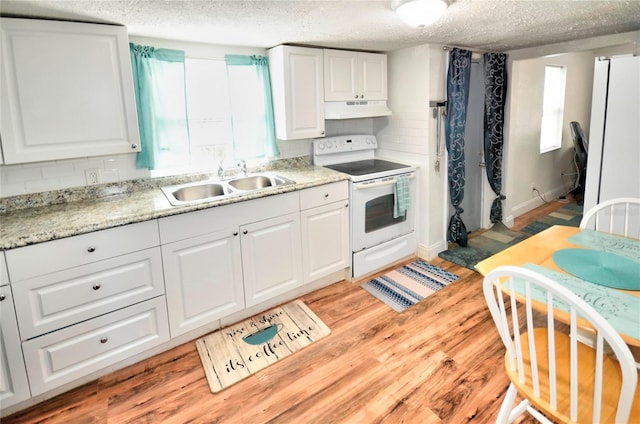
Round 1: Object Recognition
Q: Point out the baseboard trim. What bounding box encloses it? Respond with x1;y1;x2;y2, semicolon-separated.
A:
511;185;567;220
417;241;446;260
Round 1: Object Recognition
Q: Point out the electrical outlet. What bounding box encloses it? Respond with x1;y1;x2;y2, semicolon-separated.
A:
85;168;101;185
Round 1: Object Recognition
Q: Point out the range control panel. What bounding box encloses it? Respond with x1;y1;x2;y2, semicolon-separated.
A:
313;135;377;156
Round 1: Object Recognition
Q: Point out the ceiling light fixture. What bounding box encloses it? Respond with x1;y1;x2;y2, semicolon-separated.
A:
395;0;449;28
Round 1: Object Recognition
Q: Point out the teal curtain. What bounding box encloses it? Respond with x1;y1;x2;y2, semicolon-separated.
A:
129;43;187;170
224;54;280;158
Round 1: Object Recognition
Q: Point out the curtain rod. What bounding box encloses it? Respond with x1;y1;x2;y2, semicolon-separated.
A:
442;45;486;54
443;45;483;62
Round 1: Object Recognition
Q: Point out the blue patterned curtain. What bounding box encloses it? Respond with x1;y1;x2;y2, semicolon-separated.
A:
483;53;508;223
445;48;472;247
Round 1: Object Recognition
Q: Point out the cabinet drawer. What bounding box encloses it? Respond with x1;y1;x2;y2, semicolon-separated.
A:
22;296;169;396
6;220;160;282
299;182;348;210
13;248;165;340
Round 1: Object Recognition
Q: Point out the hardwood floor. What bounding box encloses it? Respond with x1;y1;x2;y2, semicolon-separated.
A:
4;198;575;423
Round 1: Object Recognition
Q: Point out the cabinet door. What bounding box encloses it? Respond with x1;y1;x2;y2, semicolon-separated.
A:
0;18;140;164
323;49;358;101
301;201;350;283
241;212;303;307
0;285;31;408
359;52;387;100
268;45;325;140
162;230;244;337
324;50;387;101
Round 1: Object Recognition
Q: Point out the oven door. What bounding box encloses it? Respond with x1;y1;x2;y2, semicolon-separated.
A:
350;171;416;252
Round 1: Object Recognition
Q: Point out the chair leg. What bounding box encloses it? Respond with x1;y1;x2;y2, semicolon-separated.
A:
496;383;519;423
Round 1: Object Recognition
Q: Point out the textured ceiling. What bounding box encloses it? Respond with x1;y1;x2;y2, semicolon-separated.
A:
2;0;640;52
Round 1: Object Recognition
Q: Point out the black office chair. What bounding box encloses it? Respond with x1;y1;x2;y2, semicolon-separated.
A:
570;121;588;204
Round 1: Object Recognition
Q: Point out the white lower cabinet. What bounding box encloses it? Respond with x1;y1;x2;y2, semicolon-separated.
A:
301;201;350;283
22;296;169;396
0;285;31;409
241;212;303;307
3;183;351;412
4;220;168;403
162;229;244;337
299;181;350;283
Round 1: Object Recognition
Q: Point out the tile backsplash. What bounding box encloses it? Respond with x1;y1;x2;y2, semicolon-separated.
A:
0;119;374;198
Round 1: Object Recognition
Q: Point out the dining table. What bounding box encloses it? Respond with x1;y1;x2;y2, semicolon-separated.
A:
475;225;640;348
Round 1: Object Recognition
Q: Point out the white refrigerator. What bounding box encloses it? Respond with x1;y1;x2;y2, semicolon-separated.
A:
584;55;640;212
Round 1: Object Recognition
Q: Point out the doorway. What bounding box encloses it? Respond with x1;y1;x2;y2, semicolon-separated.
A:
448;61;485;234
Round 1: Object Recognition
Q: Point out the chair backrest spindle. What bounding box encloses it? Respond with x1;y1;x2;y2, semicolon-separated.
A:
483;266;638;423
581;197;640;239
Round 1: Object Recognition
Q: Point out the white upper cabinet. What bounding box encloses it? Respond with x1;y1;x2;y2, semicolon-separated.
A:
323;49;387;101
268;45;325;140
0;18;140;164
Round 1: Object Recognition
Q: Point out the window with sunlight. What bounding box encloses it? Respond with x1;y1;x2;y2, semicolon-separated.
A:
152;57;271;175
539;64;567;153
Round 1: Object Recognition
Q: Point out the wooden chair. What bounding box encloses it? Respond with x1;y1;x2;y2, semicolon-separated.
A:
580;197;640;239
483;266;639;423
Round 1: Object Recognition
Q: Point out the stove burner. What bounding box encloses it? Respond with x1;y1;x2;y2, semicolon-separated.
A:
323;159;409;177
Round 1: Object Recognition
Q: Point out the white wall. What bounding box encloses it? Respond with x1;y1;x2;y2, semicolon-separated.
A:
375;44;447;259
503;51;596;223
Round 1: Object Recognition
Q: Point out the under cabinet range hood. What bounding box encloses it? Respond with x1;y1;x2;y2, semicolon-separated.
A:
324;100;392;119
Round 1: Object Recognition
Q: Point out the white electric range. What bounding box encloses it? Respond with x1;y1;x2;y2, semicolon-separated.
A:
313;134;417;278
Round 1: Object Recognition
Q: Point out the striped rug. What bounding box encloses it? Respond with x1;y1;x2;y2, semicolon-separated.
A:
361;260;459;312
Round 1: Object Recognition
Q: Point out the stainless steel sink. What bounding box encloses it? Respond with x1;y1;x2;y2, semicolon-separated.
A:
161;173;295;206
227;174;294;191
161;182;233;205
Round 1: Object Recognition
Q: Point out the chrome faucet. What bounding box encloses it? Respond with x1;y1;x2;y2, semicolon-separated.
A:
218;159;247;180
217;160;225;180
238;159;247;177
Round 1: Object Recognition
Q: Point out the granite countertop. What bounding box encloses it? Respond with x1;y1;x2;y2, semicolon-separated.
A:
0;164;348;250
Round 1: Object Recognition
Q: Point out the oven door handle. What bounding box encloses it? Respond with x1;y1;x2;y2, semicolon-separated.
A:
353;174;415;190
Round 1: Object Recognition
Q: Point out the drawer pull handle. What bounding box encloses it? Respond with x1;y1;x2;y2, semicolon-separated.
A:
233;231;238;236
0;294;5;301
87;246;96;253
93;284;101;290
243;230;248;235
100;337;108;344
324;193;329;198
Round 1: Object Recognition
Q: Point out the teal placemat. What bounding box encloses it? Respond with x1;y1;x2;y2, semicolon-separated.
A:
568;229;640;263
523;264;640;342
552;248;640;290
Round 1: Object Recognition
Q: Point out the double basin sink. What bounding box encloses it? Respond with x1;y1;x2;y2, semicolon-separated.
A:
162;173;296;206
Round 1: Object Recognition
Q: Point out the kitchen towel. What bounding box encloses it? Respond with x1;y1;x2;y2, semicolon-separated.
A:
394;174;410;218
